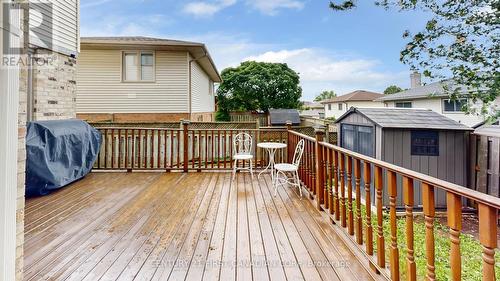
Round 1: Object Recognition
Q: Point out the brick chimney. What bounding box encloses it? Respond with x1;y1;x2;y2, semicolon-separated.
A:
410;72;422;88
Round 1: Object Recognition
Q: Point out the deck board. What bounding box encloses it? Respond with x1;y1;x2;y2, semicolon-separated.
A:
24;172;377;281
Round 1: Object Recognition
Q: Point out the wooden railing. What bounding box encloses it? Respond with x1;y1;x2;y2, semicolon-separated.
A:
289;129;500;281
93;122;288;171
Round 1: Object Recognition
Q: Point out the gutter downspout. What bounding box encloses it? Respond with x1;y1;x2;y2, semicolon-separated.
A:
188;52;208;121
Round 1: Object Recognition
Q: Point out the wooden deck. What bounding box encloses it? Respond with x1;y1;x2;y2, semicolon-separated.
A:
24;172;379;281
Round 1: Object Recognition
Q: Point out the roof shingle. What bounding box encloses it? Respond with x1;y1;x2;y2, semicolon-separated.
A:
336;107;472;130
321;90;383;104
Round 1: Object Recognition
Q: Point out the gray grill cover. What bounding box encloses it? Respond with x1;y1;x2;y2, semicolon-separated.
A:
26;119;102;196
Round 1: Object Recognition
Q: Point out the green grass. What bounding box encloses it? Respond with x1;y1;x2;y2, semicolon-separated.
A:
351;203;500;280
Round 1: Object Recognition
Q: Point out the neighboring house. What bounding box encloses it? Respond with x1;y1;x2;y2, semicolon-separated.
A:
321;90;384;119
300;101;325;118
1;1;80;280
377;73;500;127
76;37;222;123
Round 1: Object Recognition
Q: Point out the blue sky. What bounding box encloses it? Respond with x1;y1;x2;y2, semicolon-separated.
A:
80;0;430;101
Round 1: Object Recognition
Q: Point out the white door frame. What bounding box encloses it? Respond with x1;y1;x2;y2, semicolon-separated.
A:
0;1;21;280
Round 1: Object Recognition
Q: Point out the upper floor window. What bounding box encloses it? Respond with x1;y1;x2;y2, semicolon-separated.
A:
443;99;466;112
338;103;343;110
123;51;155;82
395;101;412;108
328;104;332;110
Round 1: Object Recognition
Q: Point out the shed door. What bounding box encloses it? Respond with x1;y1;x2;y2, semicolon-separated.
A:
341;124;374;157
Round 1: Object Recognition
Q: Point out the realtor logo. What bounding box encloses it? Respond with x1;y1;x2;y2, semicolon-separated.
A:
2;0;53;55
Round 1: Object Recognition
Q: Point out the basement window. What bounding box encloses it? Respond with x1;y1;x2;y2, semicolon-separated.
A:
123;51;155;82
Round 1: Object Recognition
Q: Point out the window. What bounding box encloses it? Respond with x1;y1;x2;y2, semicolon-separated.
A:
338;103;343;110
328;104;332;110
411;131;439;156
443;99;466;112
123;51;155;82
395;101;412;108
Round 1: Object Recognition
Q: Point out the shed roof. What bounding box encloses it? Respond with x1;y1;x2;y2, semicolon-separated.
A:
336;107;473;131
80;36;222;82
269;109;300;125
321;90;383;104
474;125;500;138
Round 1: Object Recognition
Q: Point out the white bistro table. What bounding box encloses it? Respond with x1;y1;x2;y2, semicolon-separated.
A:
257;142;287;181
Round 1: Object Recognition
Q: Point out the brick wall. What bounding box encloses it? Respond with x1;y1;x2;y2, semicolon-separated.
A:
16;55;27;281
32;49;77;120
15;49;77;280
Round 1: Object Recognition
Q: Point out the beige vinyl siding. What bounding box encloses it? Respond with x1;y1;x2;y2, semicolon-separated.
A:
29;0;79;56
191;60;214;113
76;49;189;113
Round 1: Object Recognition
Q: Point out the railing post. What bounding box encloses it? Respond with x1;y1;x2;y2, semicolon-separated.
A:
315;128;325;211
422;183;436;280
388;170;400;281
447;192;462;281
286;121;292;163
375;166;385;269
478;203;497;281
182;120;190;173
403;176;416;281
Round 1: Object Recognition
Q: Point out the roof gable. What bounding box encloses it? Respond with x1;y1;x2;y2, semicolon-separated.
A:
80;36;222;82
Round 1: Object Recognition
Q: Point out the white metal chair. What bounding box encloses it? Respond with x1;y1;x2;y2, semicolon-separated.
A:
274;139;305;197
232;132;254;181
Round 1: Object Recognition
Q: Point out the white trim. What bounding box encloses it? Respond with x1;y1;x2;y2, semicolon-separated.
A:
0;1;20;280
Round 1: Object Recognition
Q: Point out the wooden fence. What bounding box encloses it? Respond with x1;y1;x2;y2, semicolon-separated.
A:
289;129;500;281
93;123;288;171
229;112;268;126
469;131;500;197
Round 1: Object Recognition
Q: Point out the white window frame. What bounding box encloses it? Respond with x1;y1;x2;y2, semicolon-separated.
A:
442;98;467;113
121;51;156;83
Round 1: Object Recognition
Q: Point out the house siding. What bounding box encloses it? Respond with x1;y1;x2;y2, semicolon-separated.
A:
324;100;384;119
76;49;189;114
29;0;79;56
191;60;214;114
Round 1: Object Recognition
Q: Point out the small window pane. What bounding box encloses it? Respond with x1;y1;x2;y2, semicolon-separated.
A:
411;131;439;156
124;53;138;81
141;54;154;66
141;66;154;81
443;100;455;111
396;102;412;108
338;103;343;110
140;54;154;81
443;99;466;112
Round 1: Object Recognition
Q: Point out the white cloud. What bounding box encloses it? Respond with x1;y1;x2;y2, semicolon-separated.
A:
81;0;113;8
248;0;305;15
244;48;409;100
183;0;237;17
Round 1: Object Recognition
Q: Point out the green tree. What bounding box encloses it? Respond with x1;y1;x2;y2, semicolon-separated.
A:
384;85;403;95
314;90;337;102
329;0;499;119
216;61;302;120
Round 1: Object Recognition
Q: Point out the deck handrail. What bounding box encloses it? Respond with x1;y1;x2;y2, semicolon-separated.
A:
288;128;499;281
319;140;500;209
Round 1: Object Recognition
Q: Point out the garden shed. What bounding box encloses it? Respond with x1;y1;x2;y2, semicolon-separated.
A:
269;109;300;126
335;107;473;208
